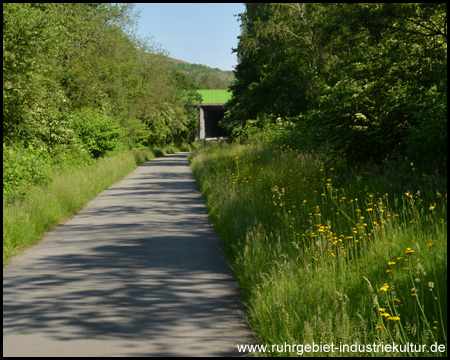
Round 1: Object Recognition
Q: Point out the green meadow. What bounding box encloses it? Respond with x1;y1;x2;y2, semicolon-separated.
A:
190;142;447;356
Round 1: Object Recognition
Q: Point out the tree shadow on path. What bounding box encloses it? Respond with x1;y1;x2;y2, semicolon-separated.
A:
3;153;254;357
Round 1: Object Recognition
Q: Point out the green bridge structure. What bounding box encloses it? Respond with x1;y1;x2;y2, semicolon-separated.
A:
195;89;231;140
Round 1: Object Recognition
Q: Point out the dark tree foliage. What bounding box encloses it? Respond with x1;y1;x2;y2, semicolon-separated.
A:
223;3;447;171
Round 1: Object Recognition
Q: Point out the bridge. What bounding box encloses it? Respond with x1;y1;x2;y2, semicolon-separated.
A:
196;89;231;140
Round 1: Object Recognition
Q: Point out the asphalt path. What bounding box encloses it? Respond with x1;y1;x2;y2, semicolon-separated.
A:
3;152;254;357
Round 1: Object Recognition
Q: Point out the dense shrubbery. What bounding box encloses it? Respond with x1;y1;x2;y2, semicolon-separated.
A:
3;142;93;201
71;108;126;159
3;3;200;201
223;3;447;173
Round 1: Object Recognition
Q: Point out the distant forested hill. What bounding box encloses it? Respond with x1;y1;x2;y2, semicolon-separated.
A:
166;57;234;89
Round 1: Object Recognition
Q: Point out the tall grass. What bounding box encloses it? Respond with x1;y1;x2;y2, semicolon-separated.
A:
3;145;190;263
190;142;447;357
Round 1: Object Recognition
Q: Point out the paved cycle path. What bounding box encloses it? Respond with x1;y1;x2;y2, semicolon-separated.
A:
3;152;254;357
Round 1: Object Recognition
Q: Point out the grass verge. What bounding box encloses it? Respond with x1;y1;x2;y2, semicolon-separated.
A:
190;142;447;357
3;145;189;264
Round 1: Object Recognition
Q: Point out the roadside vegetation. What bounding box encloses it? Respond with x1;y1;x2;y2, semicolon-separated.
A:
3;145;191;264
3;4;199;262
191;3;446;357
191;142;446;356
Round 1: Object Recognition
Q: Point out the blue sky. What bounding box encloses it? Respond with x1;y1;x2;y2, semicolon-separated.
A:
134;3;245;71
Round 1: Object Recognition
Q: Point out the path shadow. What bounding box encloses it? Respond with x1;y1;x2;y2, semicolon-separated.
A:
3;153;253;357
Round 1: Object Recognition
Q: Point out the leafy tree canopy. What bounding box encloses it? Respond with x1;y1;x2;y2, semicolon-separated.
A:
3;3;200;198
223;3;447;171
3;3;199;151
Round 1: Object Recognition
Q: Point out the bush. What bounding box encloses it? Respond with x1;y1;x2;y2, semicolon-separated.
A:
144;103;194;147
233;114;324;153
71;108;126;159
3;141;93;202
3;143;53;200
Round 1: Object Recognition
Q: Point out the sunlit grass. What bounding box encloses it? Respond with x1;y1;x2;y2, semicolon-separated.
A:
190;142;447;357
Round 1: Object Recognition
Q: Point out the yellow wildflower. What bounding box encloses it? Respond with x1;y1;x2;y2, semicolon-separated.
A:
388;261;396;265
380;284;389;292
381;313;391;318
388;316;401;321
405;248;415;255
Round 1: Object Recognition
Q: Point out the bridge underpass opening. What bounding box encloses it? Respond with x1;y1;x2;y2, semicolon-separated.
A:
196;90;232;140
203;106;227;138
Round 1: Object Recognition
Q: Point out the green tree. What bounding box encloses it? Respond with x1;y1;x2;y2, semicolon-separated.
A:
222;3;320;134
3;3;68;145
225;3;447;170
3;3;201;200
313;3;447;166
